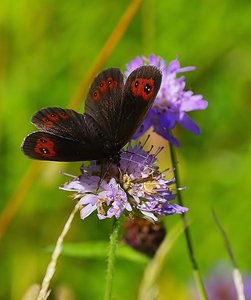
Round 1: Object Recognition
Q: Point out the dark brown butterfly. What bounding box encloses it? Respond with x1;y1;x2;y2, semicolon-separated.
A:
21;66;162;163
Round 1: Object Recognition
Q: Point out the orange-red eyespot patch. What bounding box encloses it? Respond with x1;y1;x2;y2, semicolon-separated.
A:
99;80;108;93
58;111;68;119
42;117;53;127
93;90;100;101
34;137;56;158
47;113;59;121
94;77;118;101
43;112;69;126
130;78;155;101
106;77;118;89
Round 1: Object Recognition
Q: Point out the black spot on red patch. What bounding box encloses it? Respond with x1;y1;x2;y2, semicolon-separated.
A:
93;90;100;101
42;117;53;127
58;112;68;119
99;80;108;93
130;78;155;101
34;137;56;158
47;113;59;121
106;77;118;89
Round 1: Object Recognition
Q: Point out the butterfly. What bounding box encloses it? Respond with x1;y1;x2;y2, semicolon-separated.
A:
21;66;162;163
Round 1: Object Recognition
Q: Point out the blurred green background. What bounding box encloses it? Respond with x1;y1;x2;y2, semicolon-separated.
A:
1;0;251;299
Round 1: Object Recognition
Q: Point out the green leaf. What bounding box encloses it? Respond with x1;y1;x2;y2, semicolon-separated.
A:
46;242;149;264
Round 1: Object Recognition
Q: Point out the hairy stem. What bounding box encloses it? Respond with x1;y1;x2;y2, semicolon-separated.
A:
104;218;121;300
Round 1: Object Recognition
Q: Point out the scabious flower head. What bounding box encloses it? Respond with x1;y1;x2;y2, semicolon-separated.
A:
60;143;187;222
125;54;208;146
123;216;166;257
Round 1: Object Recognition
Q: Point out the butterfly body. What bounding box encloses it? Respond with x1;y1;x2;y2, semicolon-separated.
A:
21;66;162;162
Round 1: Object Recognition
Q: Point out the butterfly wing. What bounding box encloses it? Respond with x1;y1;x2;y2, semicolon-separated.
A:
84;66;162;149
21;131;107;161
22;67;162;162
31;107;89;139
84;68;124;138
22;108;109;161
116;66;162;147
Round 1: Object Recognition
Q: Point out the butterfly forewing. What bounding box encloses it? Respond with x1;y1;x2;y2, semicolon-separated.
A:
84;68;124;137
116;66;162;147
31;107;89;140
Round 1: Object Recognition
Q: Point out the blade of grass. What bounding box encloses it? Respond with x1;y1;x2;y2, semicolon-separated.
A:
141;0;155;53
138;221;185;300
212;209;246;300
0;161;42;239
0;0;143;240
37;203;81;300
69;0;143;109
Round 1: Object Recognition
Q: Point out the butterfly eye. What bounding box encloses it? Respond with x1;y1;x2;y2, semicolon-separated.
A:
144;83;152;94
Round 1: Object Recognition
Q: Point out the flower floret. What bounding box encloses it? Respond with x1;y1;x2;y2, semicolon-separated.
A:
60;143;188;222
125;54;208;146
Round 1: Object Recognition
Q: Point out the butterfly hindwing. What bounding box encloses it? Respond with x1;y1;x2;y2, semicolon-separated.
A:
21;131;107;161
23;108;113;161
116;66;162;146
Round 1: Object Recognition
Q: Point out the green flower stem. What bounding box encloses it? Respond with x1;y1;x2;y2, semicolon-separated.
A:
168;140;208;300
104;218;121;300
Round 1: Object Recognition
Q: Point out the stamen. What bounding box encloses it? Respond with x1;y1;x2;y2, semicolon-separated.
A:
171;186;186;191
154;146;164;157
120;156;155;172
60;171;78;179
141;135;151;149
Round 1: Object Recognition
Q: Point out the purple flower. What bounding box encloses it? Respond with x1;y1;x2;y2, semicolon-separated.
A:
60;143;187;221
193;264;251;300
125;55;208;146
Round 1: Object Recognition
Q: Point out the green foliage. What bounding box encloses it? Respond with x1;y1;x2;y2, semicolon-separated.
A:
1;0;251;299
57;242;149;264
